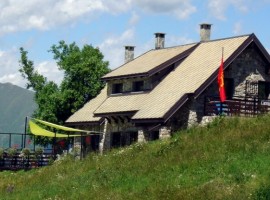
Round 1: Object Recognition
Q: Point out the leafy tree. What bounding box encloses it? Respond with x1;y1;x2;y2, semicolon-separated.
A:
19;41;110;145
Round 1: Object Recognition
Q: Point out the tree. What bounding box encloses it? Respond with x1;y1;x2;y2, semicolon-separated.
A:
19;41;110;145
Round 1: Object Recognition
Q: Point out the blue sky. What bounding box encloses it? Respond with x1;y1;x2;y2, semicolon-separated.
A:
0;0;270;88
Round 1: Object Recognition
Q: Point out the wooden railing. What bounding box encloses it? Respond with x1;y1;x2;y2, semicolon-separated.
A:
0;152;53;171
204;96;270;117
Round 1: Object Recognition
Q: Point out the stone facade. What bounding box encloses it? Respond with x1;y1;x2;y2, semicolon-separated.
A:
159;126;171;139
107;77;152;95
138;129;148;143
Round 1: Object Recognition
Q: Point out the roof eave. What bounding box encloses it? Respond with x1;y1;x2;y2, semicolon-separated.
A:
163;94;190;123
65;119;103;126
94;111;137;117
131;118;164;124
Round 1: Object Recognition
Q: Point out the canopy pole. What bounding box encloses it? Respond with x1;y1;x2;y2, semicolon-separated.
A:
54;129;56;160
24;116;28;149
80;133;83;160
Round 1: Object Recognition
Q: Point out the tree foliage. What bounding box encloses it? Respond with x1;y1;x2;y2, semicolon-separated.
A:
19;41;110;145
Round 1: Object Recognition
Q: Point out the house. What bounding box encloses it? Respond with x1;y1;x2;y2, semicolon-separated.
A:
66;24;270;153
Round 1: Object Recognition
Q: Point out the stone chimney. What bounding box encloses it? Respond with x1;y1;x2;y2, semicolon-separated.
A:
155;33;165;49
124;46;135;63
200;23;212;42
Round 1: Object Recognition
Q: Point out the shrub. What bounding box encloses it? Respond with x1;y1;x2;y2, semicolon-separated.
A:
35;147;44;158
7;147;17;157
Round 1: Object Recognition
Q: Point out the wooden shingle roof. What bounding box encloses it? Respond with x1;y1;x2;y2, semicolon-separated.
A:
133;35;250;121
66;34;270;124
65;86;107;124
102;43;197;80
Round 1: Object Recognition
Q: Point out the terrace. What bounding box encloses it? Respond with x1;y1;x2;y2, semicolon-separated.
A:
204;96;270;117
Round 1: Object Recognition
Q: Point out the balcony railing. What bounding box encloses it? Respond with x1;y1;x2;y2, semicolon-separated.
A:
204;96;270;117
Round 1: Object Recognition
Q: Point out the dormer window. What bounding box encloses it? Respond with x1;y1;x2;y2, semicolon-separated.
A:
133;81;144;92
112;83;123;94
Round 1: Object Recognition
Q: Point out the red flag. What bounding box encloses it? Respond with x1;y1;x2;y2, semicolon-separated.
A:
218;55;226;102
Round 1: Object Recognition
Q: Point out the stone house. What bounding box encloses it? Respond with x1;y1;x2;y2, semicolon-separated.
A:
66;24;270;152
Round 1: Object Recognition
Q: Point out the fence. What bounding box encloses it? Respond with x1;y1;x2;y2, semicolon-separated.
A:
0;132;74;171
205;96;270;117
0;152;52;171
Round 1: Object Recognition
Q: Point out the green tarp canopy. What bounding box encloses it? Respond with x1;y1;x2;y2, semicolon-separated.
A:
28;118;94;138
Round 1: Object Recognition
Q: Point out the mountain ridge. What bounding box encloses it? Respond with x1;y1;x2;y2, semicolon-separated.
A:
0;82;36;133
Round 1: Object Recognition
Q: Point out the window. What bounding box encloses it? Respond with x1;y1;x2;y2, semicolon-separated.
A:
224;78;234;99
112;83;123;94
258;81;270;99
132;81;144;92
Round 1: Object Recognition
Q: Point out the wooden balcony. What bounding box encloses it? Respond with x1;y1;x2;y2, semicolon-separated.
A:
204;96;270;117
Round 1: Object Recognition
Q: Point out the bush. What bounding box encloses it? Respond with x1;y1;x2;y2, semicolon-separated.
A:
7;148;17;157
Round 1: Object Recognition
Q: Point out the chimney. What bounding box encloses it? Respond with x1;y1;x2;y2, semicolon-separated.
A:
155;33;165;49
124;46;135;63
200;23;212;42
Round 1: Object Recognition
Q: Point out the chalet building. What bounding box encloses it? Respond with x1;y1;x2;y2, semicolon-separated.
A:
66;24;270;152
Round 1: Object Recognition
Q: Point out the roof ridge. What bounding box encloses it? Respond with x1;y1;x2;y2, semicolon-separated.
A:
151;42;199;51
199;33;252;44
151;34;252;50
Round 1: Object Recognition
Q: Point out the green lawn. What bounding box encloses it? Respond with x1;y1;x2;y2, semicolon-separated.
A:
1;115;270;199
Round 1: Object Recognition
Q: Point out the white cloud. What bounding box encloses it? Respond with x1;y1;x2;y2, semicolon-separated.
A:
0;48;26;87
134;0;196;19
0;73;26;87
208;0;249;20
0;0;198;36
0;0;129;35
129;12;140;26
36;61;63;86
99;28;135;69
0;48;63;87
233;22;243;35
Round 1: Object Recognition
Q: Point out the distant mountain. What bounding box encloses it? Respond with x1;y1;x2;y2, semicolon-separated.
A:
0;83;37;133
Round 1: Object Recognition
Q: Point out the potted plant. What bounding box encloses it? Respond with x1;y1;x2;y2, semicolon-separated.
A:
21;148;31;169
7;147;17;168
35;147;44;167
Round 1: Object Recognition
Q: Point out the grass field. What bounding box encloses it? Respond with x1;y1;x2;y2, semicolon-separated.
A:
1;115;270;199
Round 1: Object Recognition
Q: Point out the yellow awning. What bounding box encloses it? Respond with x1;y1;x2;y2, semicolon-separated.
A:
32;118;88;133
29;120;81;138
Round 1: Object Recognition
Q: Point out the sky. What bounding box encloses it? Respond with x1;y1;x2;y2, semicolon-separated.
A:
0;0;270;88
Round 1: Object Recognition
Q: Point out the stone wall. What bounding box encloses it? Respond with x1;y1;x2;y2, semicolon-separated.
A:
225;45;270;97
159;126;171;139
138;129;148;143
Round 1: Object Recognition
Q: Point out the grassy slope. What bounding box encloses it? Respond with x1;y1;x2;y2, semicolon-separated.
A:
1;116;270;199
